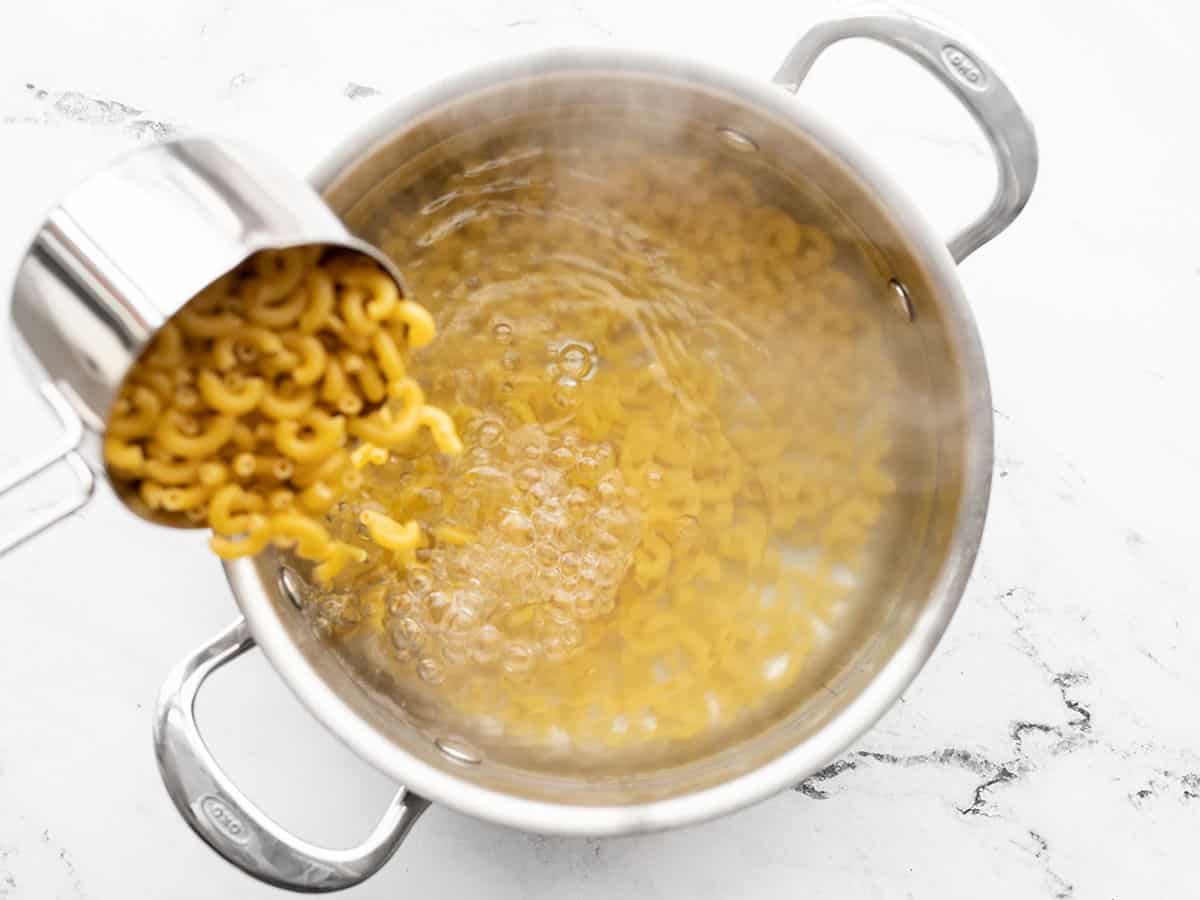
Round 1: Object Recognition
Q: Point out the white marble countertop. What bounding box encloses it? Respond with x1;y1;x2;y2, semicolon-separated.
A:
1;1;1198;897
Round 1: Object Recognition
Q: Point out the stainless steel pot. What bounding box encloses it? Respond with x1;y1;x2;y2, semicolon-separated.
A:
145;7;1038;892
0;5;1036;897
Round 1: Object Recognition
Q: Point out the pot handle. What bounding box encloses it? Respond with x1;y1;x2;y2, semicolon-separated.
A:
0;381;95;556
153;617;429;892
773;6;1038;262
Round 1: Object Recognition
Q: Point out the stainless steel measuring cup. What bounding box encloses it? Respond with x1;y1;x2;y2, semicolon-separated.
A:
3;136;408;552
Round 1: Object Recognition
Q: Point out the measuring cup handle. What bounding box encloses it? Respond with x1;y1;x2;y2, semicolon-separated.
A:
153;617;430;892
773;5;1038;262
0;381;95;556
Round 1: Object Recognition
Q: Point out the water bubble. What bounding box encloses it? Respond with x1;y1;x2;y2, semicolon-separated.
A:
390;616;425;651
493;321;514;344
502;351;520;372
574;590;603;620
454;588;485;613
502;640;535;674
417;656;445;684
471;625;502;663
387;590;416;616
552;378;578;409
548;601;574;625
425;591;451;625
596;532;622;553
559;621;582;649
444;607;477;636
596;471;622;500
542;636;566;663
535;543;561;569
531;507;567;535
441;639;468;666
506;558;536;587
470;416;505;448
594;505;629;531
556;340;596;379
529;480;554;504
499;509;534;546
509;426;547;462
516;465;542;491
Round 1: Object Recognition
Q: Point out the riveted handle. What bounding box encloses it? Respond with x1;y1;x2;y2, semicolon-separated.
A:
153;617;429;892
774;5;1038;262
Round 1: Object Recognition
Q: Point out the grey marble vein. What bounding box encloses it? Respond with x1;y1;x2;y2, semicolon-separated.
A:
6;82;178;139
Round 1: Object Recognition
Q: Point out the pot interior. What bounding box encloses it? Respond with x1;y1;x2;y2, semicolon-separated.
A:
231;60;984;819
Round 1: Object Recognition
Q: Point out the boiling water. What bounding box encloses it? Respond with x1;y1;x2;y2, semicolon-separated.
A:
303;137;911;768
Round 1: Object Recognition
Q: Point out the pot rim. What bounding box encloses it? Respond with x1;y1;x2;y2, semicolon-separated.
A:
237;45;993;836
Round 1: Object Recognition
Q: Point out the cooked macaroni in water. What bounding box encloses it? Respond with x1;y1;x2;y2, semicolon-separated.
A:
302;141;904;758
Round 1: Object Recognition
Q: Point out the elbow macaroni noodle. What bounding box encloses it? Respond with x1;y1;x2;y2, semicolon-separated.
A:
105;246;462;583
293;142;905;757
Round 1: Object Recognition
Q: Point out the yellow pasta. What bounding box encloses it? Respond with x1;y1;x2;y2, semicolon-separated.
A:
273;410;345;463
103;437;145;475
260;380;317;421
301;142;905;756
281;333;327;386
106;386;161;439
393;301;436;348
350;442;389;469
297;269;335;334
360;510;422;555
197;370;265;416
208;484;265;535
338;265;399;320
104;247;460;582
153;412;236;459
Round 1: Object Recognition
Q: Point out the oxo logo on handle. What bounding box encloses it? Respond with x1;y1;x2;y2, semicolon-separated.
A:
941;44;988;90
199;794;251;845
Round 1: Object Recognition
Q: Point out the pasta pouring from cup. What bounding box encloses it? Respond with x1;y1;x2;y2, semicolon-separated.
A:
102;244;462;583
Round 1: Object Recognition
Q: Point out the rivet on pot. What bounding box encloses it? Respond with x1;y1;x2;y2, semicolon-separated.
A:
278;566;305;610
435;736;483;766
715;127;758;152
887;278;915;322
